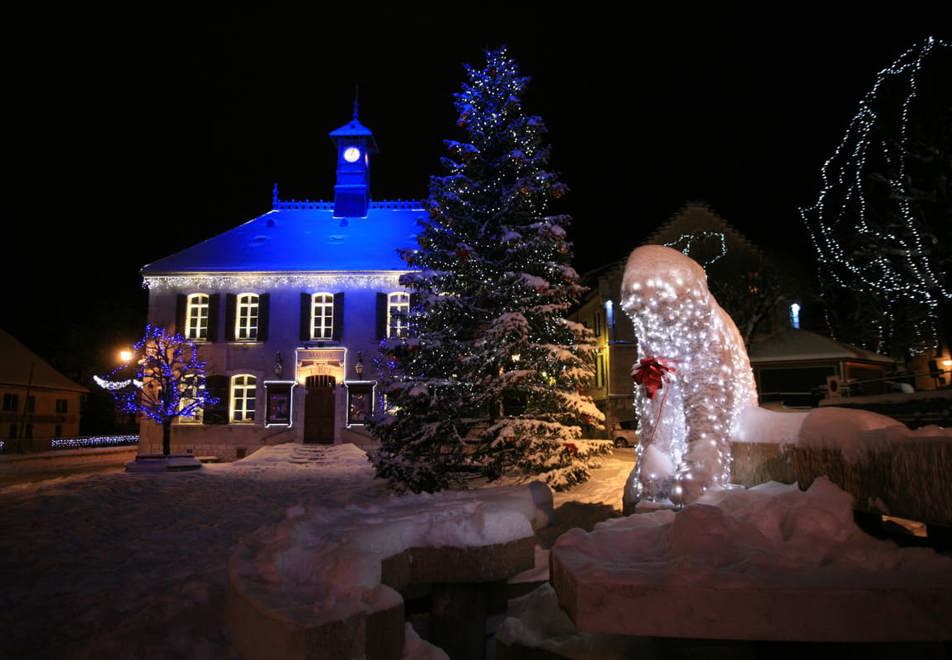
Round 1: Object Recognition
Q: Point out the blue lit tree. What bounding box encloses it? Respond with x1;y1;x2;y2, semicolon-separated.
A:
96;325;217;456
370;47;606;492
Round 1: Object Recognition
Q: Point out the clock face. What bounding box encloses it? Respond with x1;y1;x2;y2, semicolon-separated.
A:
343;147;361;163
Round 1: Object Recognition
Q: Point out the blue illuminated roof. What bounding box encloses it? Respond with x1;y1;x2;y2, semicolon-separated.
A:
329;118;375;138
142;201;424;273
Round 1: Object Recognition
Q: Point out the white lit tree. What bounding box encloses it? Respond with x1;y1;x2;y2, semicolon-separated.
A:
96;325;216;456
370;47;606;492
801;37;951;357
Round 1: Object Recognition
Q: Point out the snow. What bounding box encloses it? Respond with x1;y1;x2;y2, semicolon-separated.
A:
142;205;423;273
797;406;907;462
0;443;390;657
731;405;952;463
551;477;952;640
402;623;450;660
497;584;646;659
732;405;807;445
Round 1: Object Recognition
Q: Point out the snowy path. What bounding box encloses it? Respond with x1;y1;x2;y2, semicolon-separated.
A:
0;445;633;659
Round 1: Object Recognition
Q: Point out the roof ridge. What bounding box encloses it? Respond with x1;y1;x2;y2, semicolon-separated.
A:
272;199;423;211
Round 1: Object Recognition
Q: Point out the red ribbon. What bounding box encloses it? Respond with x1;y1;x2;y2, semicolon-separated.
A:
632;357;676;400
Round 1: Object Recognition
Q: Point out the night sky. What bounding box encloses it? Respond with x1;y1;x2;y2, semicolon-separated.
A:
4;7;949;379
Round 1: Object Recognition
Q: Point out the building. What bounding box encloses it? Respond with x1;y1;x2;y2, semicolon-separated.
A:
0;328;87;447
139;112;424;459
569;262;638;437
749;328;896;407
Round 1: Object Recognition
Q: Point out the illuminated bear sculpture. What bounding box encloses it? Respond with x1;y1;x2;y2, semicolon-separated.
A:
621;245;758;511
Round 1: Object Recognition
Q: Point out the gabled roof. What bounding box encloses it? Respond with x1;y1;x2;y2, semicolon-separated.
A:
642;202;765;260
329;118;375;138
749;329;895;365
0;329;89;393
142;201;424;274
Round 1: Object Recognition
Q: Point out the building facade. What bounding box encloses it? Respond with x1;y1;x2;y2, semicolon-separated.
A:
139;115;423;459
0;329;87;448
569;262;638;439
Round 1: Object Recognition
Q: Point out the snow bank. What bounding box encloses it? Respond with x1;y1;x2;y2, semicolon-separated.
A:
552;478;952;640
231;482;551;623
732;406;951;463
732;405;806;445
497;584;647;659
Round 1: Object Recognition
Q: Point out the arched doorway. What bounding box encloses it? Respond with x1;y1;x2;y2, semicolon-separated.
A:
304;375;336;444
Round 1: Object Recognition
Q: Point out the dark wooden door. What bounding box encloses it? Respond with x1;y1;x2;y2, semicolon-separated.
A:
304;375;336;444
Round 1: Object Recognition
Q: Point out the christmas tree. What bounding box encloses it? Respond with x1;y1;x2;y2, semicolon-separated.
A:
369;47;606;492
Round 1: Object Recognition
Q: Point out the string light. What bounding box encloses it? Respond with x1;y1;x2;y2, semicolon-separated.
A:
621;245;758;507
51;435;139;449
664;232;728;268
370;47;608;492
800;36;951;355
144;271;408;292
96;325;218;433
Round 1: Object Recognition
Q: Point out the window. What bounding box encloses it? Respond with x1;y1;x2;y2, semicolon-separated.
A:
55;424;63;438
25;396;35;413
595;353;606;387
178;375;204;424
186;294;210;340
594;311;602;337
230;375;257;423
56;399;68;414
387;292;411;338
8;424;16;439
24;424;32;439
236;294;259;341
311;293;334;339
2;394;17;411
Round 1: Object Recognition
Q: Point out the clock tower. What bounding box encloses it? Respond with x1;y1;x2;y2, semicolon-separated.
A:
329;103;378;218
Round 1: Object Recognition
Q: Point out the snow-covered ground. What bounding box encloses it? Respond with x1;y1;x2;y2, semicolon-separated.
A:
0;444;391;658
0;444;634;658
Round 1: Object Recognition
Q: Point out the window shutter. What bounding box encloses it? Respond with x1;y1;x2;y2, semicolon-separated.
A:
376;293;388;340
225;294;237;341
176;294;187;336
207;294;221;342
203;375;228;425
257;294;270;342
300;293;312;341
332;293;344;341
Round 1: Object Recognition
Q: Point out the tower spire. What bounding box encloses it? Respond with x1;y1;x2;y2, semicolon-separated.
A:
353;85;359;120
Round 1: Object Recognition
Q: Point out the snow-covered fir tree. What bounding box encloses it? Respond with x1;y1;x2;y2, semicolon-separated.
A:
369;47;607;492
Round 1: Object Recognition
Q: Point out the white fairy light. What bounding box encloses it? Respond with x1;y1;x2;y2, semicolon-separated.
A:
800;37;950;354
621;245;758;508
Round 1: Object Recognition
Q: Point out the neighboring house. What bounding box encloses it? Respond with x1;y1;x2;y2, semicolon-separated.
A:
0;328;87;444
749;329;896;407
139;112;424;459
569;262;637;436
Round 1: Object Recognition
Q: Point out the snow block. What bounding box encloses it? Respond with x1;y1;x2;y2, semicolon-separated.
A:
795;441;952;527
730;442;796;487
551;480;952;642
227;484;549;660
